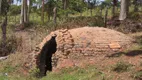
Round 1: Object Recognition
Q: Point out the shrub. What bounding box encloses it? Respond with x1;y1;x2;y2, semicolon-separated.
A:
133;70;142;80
112;61;133;73
128;12;142;22
0;35;22;56
29;68;40;77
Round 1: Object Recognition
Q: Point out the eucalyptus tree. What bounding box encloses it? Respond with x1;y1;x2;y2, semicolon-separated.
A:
0;0;2;13
42;0;44;23
87;0;97;16
0;0;10;42
112;0;118;17
119;0;129;20
27;0;36;22
102;0;118;18
20;0;28;28
62;0;68;17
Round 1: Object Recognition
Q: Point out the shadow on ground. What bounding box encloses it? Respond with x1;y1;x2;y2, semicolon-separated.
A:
107;50;142;58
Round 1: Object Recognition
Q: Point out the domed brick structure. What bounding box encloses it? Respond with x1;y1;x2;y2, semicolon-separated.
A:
24;27;134;71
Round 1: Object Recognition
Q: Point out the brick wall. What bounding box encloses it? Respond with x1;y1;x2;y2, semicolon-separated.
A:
24;27;134;71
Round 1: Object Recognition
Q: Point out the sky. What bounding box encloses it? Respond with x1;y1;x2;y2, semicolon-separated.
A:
13;0;105;5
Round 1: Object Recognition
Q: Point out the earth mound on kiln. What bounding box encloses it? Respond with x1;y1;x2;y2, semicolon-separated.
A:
25;27;134;71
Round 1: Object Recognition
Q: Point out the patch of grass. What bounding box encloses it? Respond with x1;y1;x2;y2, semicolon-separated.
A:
0;75;8;80
41;65;107;80
2;64;17;73
29;68;40;78
0;65;108;80
112;61;133;73
133;70;142;80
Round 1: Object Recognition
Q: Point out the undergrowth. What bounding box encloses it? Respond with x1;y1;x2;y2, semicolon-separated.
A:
0;35;22;56
133;70;142;80
0;64;108;80
112;61;133;73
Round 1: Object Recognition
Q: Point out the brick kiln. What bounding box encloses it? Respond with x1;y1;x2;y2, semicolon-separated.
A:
24;27;134;71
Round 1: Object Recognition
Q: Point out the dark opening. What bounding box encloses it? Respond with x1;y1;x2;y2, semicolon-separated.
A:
37;35;57;77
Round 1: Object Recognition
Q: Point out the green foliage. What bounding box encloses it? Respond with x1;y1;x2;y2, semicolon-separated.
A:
112;61;133;73
41;65;106;80
0;0;10;16
29;68;40;77
45;0;57;16
133;70;142;80
128;12;142;22
0;64;108;80
0;74;8;80
9;5;21;15
0;35;22;56
2;63;17;73
69;0;86;13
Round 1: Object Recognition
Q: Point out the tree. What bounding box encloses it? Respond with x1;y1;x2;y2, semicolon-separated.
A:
20;0;28;28
24;0;28;22
69;0;86;16
134;0;138;12
41;0;44;23
46;0;56;22
112;0;118;17
87;0;96;16
9;5;21;22
62;0;69;17
27;0;31;22
53;7;57;24
102;0;118;18
0;0;2;13
119;0;129;20
20;0;24;24
0;0;10;42
27;0;36;22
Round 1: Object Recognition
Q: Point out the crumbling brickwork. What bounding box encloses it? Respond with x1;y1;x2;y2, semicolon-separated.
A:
24;27;134;71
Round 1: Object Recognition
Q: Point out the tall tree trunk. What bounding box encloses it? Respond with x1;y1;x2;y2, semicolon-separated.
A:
112;0;117;17
47;11;50;22
15;15;16;23
90;9;92;16
63;0;67;10
27;0;31;22
24;0;28;23
104;7;108;27
126;0;130;15
134;0;138;12
0;0;2;13
20;0;24;24
63;0;68;17
41;0;44;23
1;15;7;42
119;0;129;20
100;9;102;17
20;0;28;29
15;0;19;23
53;7;57;24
